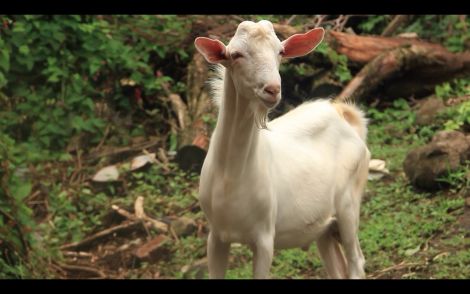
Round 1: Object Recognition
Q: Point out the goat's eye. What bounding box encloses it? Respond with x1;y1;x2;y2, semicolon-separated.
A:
279;49;285;56
231;52;244;60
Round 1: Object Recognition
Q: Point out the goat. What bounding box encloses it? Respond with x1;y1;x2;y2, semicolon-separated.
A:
195;20;370;279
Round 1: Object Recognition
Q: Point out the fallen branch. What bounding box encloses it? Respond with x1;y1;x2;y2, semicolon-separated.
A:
111;197;168;233
142;148;169;172
169;226;180;244
134;196;146;219
285;15;297;26
381;15;411;37
85;139;161;163
60;221;142;251
59;263;106;279
369;261;425;279
62;251;94;258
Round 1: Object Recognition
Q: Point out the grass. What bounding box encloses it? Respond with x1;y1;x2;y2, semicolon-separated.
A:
129;102;461;280
15;99;469;279
153;98;468;279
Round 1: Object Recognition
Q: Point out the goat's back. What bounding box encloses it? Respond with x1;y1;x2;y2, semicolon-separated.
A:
264;99;369;249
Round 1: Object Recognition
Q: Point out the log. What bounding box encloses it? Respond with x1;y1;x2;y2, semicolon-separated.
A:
332;32;470;101
328;30;448;64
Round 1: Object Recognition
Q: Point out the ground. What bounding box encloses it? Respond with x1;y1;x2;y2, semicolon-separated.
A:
44;100;470;279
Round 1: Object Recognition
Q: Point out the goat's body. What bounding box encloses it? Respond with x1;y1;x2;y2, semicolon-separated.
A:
196;22;368;278
269;101;369;249
200;98;369;251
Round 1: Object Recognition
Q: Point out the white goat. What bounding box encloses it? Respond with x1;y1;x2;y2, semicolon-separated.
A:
195;20;370;279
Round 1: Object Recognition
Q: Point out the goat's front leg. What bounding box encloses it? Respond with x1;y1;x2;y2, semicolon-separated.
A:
252;234;274;279
207;231;230;279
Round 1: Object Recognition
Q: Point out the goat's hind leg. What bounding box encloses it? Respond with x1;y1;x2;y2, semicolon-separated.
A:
317;221;348;279
336;197;365;279
207;231;230;278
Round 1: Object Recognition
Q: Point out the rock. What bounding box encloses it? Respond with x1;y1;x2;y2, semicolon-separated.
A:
175;145;207;173
415;97;446;126
171;216;197;237
403;130;470;190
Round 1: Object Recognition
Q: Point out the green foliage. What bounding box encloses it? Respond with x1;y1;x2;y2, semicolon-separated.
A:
436;162;470;192
0;15;191;161
359;15;389;34
403;15;470;52
362;101;469;278
435;78;470;100
315;42;352;83
443;101;470;131
0;15;192;278
362;176;467;274
0;133;36;277
366;99;421;171
45;187;108;246
2;15;469;279
434;78;470;131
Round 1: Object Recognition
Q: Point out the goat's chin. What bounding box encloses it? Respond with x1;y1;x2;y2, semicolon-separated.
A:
259;98;279;109
254;103;270;129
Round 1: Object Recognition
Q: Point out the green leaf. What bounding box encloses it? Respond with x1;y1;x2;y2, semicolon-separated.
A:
11;180;32;201
59;153;73;161
47;73;60;83
169;133;178;152
88;60;101;75
0;72;7;89
19;45;30;55
0;49;10;72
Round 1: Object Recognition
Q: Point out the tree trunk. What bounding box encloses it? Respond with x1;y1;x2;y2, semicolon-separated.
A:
330;31;470;101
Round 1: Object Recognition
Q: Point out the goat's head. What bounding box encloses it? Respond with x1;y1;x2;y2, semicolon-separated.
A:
195;20;324;110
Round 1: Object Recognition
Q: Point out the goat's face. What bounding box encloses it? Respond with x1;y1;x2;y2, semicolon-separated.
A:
195;20;325;110
226;20;283;109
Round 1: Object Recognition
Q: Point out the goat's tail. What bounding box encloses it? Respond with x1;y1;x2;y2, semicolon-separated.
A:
332;101;368;142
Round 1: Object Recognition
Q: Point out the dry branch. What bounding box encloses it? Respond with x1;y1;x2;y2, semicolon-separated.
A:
112;197;168;233
85;139;161;163
369;261;425;279
60;221;142;251
381;15;411;37
59;263;106;279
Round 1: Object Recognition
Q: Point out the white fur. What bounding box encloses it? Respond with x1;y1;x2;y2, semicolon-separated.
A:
197;20;370;279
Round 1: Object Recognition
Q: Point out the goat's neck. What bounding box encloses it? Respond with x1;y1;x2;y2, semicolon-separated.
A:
211;70;261;176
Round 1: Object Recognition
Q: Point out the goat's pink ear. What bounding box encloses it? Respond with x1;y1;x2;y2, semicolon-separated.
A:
194;37;227;64
281;28;325;58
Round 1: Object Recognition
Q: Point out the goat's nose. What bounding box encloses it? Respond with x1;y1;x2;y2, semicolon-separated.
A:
263;84;281;97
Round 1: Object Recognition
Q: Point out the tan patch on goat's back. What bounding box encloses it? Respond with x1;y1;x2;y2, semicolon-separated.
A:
332;102;366;141
333;103;360;127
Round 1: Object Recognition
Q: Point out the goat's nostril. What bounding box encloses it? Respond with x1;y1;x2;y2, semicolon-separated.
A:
264;84;281;96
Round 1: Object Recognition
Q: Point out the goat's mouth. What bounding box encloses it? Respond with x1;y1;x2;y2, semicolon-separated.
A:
259;96;280;108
